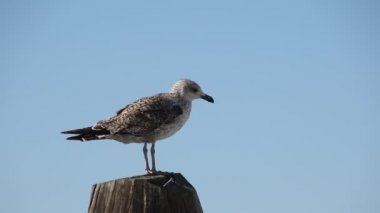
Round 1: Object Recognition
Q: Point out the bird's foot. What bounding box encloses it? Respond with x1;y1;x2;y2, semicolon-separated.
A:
145;169;158;175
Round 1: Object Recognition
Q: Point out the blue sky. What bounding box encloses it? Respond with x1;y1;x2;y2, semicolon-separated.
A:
1;0;379;212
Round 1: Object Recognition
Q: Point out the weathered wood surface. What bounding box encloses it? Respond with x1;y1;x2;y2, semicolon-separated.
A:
88;172;203;213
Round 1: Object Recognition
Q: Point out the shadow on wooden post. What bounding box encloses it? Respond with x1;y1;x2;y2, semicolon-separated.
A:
88;172;203;213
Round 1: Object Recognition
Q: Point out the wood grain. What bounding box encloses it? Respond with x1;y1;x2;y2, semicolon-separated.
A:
88;172;203;213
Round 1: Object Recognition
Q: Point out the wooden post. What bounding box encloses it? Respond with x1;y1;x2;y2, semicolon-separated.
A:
88;172;203;213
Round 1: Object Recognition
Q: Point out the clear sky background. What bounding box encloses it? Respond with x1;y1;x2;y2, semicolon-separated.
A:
1;0;379;212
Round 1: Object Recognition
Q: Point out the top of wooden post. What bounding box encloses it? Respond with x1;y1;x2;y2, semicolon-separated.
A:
88;172;203;213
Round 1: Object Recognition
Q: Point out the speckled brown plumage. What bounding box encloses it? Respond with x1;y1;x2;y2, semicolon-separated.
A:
94;93;184;137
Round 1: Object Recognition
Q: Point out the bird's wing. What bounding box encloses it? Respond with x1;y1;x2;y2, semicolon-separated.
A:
93;94;183;136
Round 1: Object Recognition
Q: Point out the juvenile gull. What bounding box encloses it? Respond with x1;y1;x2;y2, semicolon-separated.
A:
62;79;214;174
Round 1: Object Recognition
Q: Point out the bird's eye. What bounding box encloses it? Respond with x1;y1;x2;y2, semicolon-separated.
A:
192;88;198;93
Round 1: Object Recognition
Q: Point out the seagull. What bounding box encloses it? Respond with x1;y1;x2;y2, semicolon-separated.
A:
62;79;214;174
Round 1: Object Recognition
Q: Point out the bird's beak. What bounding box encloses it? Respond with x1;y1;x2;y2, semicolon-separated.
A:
201;94;214;103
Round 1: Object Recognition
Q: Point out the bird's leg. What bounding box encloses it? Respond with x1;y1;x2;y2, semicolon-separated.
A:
143;143;151;174
150;142;157;174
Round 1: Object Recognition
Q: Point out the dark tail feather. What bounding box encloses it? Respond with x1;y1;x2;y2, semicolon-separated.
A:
61;127;94;134
61;126;110;141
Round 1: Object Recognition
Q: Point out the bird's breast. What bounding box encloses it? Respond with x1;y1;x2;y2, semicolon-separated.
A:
153;103;191;141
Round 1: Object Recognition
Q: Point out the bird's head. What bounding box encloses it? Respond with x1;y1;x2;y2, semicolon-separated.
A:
170;79;214;103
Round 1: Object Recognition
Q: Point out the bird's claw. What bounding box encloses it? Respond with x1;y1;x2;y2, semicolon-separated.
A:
145;169;157;175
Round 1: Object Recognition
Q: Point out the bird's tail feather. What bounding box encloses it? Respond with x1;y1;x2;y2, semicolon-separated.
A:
61;126;110;141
